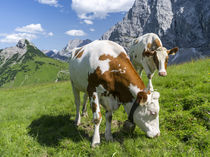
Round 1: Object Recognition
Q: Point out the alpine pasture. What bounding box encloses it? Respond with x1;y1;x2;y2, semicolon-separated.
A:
0;59;209;156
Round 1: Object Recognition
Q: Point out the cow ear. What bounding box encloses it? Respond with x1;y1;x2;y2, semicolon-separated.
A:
143;49;155;57
152;91;160;99
167;47;179;55
137;91;148;106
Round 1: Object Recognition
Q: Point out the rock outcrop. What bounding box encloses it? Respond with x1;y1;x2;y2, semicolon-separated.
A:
101;0;210;64
46;39;92;61
0;39;38;66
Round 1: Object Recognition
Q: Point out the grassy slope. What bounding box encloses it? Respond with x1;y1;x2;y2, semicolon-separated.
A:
0;59;209;156
0;42;69;88
0;41;69;88
2;57;69;88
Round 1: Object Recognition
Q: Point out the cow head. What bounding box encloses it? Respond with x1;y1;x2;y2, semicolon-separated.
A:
144;47;179;76
133;91;160;138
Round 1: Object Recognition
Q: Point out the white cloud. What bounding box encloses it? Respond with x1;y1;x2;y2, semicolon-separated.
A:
0;23;53;44
0;33;37;43
37;0;60;7
48;32;54;36
71;0;135;20
89;28;95;32
65;30;86;36
15;24;44;34
84;19;93;25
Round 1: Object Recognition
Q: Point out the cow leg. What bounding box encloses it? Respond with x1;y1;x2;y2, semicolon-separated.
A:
142;63;154;91
105;111;113;142
81;93;88;117
91;92;102;147
147;74;154;91
72;85;81;126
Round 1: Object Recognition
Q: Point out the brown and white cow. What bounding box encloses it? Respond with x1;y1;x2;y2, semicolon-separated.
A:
69;40;160;147
129;33;179;91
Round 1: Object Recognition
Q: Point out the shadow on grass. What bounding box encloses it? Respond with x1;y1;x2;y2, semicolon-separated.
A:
28;114;90;147
112;129;146;145
28;115;147;147
101;120;147;145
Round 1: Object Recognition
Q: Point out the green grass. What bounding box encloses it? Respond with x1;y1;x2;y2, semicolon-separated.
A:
0;42;69;88
2;57;69;88
0;59;209;156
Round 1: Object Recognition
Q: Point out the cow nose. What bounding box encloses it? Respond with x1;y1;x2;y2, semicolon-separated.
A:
154;132;160;138
159;72;167;76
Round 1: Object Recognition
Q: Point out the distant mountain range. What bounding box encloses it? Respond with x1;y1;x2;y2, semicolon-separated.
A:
1;0;209;69
43;39;92;61
0;38;92;87
101;0;210;64
0;39;68;87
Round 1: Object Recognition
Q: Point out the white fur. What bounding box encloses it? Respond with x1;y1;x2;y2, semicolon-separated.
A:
129;33;169;91
69;40;160;147
129;83;141;97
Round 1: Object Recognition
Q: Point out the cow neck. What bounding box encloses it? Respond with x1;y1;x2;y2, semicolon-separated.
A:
128;97;140;123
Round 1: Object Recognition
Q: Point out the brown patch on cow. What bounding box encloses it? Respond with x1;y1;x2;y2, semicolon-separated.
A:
99;54;114;61
143;38;163;58
74;48;82;57
154;38;162;48
87;52;145;103
76;50;84;58
165;56;169;69
93;112;102;124
153;52;159;69
98;112;102;119
142;49;154;57
92;102;97;112
136;91;148;104
147;43;152;49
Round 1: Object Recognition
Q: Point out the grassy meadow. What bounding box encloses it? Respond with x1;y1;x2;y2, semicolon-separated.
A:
0;41;69;88
0;56;69;88
0;59;209;156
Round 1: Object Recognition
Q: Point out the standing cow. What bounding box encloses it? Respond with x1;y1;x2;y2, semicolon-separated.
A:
69;40;160;147
129;33;179;91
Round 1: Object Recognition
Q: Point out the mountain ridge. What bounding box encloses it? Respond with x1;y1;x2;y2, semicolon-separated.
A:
44;39;92;61
101;0;210;64
0;39;68;87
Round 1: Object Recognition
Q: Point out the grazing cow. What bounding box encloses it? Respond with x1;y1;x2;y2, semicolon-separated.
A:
69;40;160;147
129;33;179;91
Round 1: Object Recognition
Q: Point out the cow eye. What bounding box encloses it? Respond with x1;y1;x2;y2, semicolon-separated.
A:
150;110;157;116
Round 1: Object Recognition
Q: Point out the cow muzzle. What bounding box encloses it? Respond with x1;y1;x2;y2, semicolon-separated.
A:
155;132;160;137
159;71;167;76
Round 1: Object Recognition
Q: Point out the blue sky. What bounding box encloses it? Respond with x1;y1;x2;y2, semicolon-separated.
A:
0;0;135;51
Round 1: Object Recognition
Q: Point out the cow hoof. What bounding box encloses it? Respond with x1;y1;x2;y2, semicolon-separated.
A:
122;120;135;134
91;142;100;148
105;135;113;142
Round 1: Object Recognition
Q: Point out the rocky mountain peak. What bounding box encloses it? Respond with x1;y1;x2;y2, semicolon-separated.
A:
101;0;210;64
16;39;30;49
43;39;92;62
63;39;92;52
0;38;45;67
